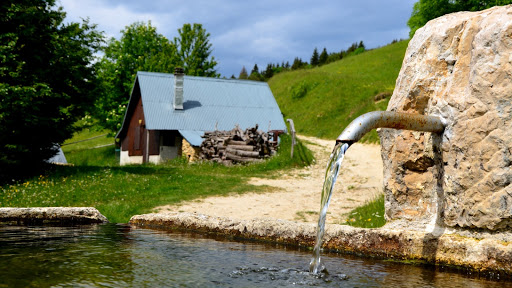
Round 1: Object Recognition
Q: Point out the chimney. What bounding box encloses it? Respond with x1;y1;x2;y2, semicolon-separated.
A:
174;67;184;110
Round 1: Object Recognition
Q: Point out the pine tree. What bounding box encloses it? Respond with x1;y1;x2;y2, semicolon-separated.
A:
291;57;304;70
238;66;248;79
264;63;274;79
319;48;328;65
251;64;259;75
310;47;319;66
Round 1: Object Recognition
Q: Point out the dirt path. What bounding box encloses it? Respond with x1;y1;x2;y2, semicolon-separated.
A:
155;135;383;224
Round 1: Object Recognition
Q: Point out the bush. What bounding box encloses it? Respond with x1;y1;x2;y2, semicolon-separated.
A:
290;81;309;99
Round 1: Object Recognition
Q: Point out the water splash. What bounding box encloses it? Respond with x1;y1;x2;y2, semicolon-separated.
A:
310;142;350;274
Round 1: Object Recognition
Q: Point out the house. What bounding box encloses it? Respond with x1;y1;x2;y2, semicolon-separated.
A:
115;69;287;165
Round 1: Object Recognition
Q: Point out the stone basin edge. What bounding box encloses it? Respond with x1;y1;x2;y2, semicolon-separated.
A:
130;212;512;278
0;207;109;225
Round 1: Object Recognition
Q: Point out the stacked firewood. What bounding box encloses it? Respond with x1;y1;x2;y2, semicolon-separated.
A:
199;125;277;165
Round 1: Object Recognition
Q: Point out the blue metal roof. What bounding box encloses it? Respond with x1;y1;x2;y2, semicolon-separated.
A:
179;130;204;146
136;71;287;133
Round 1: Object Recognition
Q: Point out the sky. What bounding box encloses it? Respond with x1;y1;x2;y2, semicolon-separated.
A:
59;0;417;78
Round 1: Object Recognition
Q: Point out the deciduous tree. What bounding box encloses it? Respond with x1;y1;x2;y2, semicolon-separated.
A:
407;0;512;37
96;22;218;132
95;21;176;132
173;23;218;77
0;0;103;179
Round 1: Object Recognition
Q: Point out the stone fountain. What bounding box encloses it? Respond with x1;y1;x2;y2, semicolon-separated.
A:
380;5;512;231
130;5;512;277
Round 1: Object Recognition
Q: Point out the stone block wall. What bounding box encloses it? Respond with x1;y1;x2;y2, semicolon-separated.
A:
182;139;200;162
379;5;512;230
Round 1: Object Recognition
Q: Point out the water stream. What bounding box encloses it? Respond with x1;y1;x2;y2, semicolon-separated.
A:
310;142;350;274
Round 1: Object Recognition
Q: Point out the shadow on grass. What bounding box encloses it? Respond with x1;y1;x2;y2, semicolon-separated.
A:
49;164;175;178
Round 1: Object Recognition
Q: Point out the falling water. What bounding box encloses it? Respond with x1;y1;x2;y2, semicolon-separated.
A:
310;142;350;274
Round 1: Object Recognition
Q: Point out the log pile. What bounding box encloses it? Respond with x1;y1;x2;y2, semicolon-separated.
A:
199;125;278;165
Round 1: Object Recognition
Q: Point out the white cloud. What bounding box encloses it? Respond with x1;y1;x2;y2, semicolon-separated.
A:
59;0;416;77
59;0;176;39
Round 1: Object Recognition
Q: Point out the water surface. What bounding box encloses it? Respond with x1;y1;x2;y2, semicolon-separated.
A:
0;224;509;287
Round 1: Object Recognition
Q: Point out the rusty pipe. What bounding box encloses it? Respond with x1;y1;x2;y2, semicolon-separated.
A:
336;111;445;144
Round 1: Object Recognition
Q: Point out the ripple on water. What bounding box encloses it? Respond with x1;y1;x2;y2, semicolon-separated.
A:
0;224;509;287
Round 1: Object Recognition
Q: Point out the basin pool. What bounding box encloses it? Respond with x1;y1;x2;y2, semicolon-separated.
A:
0;224;508;287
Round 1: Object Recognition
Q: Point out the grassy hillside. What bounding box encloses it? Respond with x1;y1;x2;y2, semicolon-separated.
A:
269;40;409;142
61;128;116;166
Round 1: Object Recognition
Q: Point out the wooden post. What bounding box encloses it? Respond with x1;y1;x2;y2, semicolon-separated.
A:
286;119;296;158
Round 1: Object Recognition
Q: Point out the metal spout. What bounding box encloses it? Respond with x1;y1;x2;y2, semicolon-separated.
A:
336;111;445;144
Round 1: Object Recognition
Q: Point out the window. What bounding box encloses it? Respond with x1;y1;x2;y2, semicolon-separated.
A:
134;126;141;150
162;132;175;146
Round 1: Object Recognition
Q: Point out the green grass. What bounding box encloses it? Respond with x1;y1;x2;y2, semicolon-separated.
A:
64;145;118;167
269;40;409;143
343;194;386;228
61;128;113;153
1;134;313;223
60;128;118;166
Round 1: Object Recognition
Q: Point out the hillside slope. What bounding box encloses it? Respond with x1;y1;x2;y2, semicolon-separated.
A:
269;40;409;142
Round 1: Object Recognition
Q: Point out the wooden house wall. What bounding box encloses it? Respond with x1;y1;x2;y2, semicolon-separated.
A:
122;96;145;157
120;86;174;162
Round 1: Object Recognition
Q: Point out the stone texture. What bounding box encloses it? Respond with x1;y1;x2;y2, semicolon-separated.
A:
130;212;512;277
130;212;317;246
0;207;108;225
182;139;200;162
379;5;512;230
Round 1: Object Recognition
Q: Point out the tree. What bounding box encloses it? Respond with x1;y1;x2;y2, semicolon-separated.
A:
96;22;218;132
248;64;263;81
239;66;248;79
407;0;455;37
251;64;259;75
96;21;176;132
347;42;358;54
310;48;319;66
248;72;264;81
456;0;512;10
173;23;218;77
407;0;512;37
291;57;306;70
263;63;274;79
0;0;103;179
319;48;328;65
326;52;341;64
